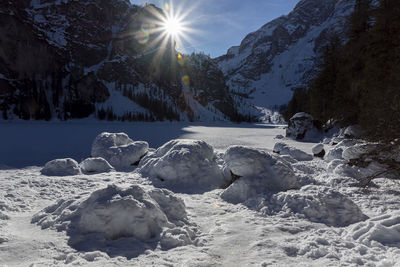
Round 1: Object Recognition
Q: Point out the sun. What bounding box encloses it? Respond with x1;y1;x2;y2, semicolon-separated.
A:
163;16;183;37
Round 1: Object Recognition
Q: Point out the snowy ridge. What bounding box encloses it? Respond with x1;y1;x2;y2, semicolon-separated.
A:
216;0;355;118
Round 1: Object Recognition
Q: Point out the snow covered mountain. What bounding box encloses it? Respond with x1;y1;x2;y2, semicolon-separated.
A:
0;0;241;122
216;0;355;119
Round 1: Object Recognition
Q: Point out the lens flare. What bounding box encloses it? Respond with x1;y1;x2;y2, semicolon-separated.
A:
182;75;190;86
163;16;182;37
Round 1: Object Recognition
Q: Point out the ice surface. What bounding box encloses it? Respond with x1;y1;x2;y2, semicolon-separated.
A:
80;157;114;174
41;158;81;176
91;132;149;170
138;139;224;192
32;184;196;249
273;142;313;161
221;146;300;203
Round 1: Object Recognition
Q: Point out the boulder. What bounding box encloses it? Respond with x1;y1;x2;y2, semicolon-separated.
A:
221;146;300;203
344;125;363;139
273;142;313;161
91;132;148;170
286;112;322;140
80;157;114;174
41;158;81;176
32;185;196;249
138;140;224;192
312;144;325;158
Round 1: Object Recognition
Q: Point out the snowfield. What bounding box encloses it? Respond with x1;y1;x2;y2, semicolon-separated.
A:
0;121;400;266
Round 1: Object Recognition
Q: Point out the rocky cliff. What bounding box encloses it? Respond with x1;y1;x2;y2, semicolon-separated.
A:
216;0;355;120
0;0;242;121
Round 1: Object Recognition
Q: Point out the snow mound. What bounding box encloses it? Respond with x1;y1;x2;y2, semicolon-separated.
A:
91;132;149;170
263;185;368;227
221;146;300;203
41;158;81;176
137;139;224;192
273;142;313;161
80;157;114;174
286;112;321;140
32;185;196;249
346;214;400;246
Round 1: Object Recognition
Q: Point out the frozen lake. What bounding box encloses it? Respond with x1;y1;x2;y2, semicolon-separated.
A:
0;121;314;168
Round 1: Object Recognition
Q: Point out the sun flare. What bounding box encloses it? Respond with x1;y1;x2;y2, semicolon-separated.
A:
163;16;183;37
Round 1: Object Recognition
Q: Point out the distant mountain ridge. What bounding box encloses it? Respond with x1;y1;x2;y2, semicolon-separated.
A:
0;0;243;122
216;0;355;119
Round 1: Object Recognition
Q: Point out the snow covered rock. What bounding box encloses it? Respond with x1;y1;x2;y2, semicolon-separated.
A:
342;143;377;161
325;147;344;161
273;142;313;161
263;186;368;227
286;113;321;140
275;135;285;140
344;125;363;139
41;158;81;176
32;185;196;249
138;140;224;192
221;146;300;203
312;144;325;158
80;157;114;174
91;132;149;170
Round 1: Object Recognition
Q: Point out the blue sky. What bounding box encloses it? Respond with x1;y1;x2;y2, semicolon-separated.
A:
132;0;300;57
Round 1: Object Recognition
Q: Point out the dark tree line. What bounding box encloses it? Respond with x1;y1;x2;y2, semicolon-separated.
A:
282;0;400;142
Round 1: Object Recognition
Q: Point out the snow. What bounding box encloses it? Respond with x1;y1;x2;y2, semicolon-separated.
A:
91;132;149;170
80;157;114;174
41;158;81;176
221;146;300;203
1;121;400;266
138;139;224;192
261;185;368;227
273;142;313;161
32;184;196;249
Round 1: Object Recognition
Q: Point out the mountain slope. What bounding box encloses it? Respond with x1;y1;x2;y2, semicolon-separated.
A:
216;0;355;120
0;0;242;122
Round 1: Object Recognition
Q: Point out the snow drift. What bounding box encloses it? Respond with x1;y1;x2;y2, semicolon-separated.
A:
91;132;149;170
41;158;81;176
221;146;300;203
80;157;114;174
32;184;196;250
137;139;224;192
261;185;368;227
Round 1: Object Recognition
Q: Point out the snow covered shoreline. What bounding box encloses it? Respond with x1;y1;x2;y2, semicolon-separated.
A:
1;123;399;266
